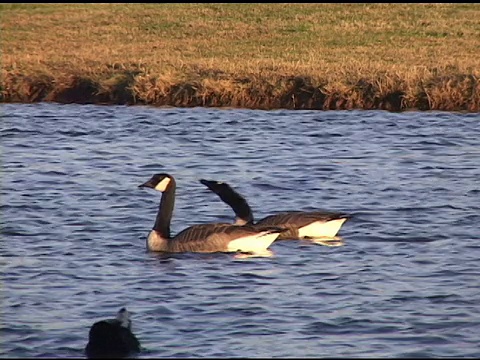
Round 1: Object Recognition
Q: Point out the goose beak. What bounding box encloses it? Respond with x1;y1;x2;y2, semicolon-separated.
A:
138;180;155;189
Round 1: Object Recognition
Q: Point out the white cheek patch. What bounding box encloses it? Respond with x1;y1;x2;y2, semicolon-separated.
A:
227;231;279;253
297;218;347;239
117;309;131;328
154;177;171;192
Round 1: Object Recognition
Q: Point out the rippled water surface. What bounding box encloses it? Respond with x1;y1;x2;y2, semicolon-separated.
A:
2;103;480;358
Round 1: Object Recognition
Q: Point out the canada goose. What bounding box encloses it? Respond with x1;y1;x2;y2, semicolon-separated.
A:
138;173;285;256
85;307;141;359
200;179;350;241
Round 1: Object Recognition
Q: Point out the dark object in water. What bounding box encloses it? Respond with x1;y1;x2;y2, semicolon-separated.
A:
85;307;141;359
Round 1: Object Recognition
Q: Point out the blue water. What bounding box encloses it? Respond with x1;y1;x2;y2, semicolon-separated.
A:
1;103;479;358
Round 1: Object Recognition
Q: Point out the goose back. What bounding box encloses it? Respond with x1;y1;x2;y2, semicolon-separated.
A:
168;223;284;253
256;211;349;239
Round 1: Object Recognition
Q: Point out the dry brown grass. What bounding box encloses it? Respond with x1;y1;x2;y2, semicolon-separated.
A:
1;3;479;111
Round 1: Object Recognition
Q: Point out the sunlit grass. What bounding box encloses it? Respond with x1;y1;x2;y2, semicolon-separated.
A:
1;3;479;111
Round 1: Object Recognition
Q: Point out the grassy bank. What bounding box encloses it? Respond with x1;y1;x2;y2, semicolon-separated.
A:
1;3;479;111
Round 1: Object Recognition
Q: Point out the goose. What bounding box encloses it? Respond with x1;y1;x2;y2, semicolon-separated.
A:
200;179;350;241
138;173;285;256
85;307;141;359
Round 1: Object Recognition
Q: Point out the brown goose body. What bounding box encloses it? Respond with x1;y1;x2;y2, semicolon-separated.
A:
200;179;349;240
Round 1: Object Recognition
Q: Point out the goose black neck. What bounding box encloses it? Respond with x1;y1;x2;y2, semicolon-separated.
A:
153;180;176;238
218;187;254;224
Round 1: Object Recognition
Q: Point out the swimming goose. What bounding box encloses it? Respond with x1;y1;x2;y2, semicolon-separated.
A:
139;173;285;256
85;307;141;359
200;179;350;240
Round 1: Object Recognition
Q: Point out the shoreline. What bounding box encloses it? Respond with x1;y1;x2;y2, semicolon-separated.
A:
2;71;479;112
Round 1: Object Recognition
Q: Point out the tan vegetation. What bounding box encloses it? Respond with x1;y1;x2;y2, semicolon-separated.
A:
1;3;479;111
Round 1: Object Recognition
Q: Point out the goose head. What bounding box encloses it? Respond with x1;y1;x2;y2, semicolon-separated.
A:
116;307;132;330
138;173;174;192
200;179;231;195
